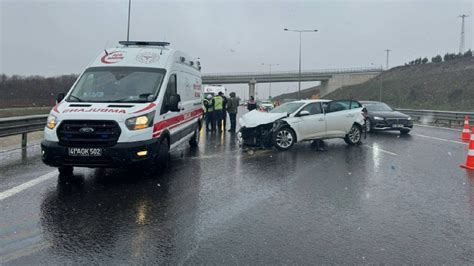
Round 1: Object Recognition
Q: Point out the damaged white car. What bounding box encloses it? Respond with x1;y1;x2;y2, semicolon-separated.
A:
238;100;366;150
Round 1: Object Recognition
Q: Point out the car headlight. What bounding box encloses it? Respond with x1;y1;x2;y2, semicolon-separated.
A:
373;116;384;120
125;111;155;130
407;117;412;121
46;115;57;129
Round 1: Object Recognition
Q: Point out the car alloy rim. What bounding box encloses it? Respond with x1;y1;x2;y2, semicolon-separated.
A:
349;126;360;142
276;129;293;148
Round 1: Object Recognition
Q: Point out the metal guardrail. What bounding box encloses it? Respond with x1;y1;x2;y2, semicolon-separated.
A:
0;114;48;148
398;108;474;128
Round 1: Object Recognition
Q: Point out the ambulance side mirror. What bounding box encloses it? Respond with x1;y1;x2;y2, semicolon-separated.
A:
56;93;65;103
168;94;181;112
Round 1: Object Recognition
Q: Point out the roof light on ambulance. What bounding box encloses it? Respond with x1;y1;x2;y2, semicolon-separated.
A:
125;111;155;130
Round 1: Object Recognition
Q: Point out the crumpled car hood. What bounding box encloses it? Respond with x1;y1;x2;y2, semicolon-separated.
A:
239;110;287;128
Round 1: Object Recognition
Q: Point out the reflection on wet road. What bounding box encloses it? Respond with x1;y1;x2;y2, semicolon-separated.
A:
1;125;473;264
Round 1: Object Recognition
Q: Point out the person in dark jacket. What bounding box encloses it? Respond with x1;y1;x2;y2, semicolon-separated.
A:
226;92;241;132
220;92;228;131
247;96;257;111
203;94;215;131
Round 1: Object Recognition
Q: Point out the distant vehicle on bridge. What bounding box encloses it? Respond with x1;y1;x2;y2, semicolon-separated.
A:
360;101;413;134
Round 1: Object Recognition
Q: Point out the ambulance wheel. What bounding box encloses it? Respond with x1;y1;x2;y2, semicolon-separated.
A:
58;166;73;182
156;138;170;170
189;125;200;148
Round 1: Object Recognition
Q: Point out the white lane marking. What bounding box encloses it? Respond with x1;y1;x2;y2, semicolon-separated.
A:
413;134;468;146
414;124;462;132
363;145;398;156
0;171;57;201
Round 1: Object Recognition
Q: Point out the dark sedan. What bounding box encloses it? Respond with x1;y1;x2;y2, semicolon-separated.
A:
360;101;413;134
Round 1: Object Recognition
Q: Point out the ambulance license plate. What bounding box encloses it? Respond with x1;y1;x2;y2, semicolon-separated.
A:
68;147;102;157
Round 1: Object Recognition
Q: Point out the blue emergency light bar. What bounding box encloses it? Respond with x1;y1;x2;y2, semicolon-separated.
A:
119;41;170;47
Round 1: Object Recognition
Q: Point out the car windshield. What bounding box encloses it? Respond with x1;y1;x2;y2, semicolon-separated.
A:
67;67;165;103
364;102;393;111
270;102;304;114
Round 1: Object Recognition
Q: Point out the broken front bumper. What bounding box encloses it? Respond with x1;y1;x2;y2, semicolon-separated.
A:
238;124;274;148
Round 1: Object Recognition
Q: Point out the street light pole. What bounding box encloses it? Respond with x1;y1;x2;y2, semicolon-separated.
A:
127;0;132;41
298;32;302;100
261;63;279;99
385;49;391;69
284;28;318;100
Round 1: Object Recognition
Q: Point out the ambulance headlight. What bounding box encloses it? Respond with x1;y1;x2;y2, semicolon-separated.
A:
46;115;57;129
126;111;155;130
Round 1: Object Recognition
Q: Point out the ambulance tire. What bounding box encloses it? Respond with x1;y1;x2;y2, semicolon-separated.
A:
156;137;170;170
189;125;200;148
58;166;73;182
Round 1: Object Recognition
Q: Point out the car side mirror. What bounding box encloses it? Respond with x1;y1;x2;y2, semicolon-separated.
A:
168;94;181;112
298;110;310;117
56;93;65;103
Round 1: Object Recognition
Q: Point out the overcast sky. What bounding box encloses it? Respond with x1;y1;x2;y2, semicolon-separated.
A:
1;0;472;98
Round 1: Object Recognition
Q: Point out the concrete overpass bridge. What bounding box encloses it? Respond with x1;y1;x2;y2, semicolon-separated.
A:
202;67;382;98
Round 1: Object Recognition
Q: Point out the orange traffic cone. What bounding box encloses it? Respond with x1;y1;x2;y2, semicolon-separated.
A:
460;127;474;170
461;116;470;140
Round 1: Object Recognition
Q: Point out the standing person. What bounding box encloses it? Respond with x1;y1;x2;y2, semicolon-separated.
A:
247;96;257;111
221;92;228;131
203;94;215;131
226;92;241;132
213;93;224;132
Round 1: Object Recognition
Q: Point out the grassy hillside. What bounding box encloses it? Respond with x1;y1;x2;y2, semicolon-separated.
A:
326;57;474;111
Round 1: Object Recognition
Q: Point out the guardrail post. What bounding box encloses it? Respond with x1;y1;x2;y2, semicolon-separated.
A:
21;133;27;148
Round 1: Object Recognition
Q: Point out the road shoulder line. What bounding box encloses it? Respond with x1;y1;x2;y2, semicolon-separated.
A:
0;171;56;201
363;145;398;156
414;124;462;132
413;134;468;145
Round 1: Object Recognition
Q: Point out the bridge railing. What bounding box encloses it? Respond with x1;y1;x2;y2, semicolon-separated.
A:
202;66;383;77
397;108;474;128
0;114;48;148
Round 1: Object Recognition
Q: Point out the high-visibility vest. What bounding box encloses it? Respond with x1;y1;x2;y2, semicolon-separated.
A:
214;96;223;110
203;99;213;112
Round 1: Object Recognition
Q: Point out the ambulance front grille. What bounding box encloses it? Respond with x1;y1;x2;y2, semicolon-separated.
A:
57;120;121;147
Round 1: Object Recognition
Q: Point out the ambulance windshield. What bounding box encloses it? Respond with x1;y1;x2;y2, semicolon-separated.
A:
68;67;165;103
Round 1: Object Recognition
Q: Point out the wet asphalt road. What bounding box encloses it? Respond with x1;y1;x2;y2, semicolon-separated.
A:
1;122;474;264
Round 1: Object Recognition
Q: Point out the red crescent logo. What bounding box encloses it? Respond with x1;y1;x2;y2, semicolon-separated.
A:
101;51;125;64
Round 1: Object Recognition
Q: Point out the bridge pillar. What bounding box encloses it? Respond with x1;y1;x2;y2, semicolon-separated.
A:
249;79;256;99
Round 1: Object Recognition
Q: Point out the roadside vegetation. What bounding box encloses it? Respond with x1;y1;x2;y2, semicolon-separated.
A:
326;55;474;111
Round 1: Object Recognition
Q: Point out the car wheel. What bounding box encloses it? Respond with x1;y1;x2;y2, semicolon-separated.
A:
156;137;170;170
189;125;200;148
400;129;410;135
344;124;362;145
58;166;73;182
273;127;296;151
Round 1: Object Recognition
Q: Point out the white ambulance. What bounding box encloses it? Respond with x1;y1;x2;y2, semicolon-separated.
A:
41;41;203;178
202;85;226;99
